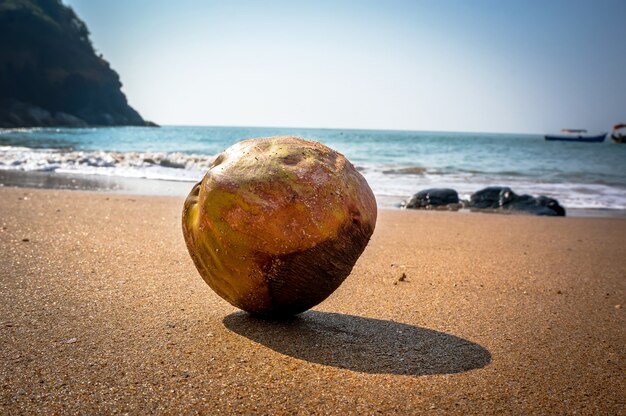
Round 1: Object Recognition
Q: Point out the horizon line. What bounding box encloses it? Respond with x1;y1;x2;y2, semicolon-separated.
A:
152;123;546;136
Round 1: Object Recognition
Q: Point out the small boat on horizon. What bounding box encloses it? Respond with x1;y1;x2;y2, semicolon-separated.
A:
610;124;626;143
544;129;606;143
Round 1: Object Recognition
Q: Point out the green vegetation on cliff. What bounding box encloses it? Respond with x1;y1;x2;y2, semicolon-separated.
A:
0;0;154;127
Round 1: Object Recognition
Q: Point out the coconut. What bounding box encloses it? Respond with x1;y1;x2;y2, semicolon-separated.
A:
182;136;376;316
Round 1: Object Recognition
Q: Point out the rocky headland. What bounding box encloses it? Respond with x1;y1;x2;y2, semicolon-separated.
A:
0;0;156;127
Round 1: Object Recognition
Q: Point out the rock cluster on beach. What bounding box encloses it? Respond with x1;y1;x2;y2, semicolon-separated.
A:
402;186;566;216
0;0;156;128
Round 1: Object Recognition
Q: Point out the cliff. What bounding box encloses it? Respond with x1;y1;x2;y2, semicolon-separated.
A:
0;0;156;127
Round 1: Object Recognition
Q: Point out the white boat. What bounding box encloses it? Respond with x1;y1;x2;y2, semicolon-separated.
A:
611;124;626;143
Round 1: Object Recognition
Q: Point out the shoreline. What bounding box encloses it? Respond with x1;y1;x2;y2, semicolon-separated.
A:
1;187;624;414
1;169;625;218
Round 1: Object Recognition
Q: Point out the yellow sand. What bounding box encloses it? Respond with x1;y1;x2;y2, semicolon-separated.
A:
0;187;624;414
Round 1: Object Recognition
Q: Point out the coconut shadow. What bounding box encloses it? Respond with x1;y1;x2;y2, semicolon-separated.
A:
223;311;491;376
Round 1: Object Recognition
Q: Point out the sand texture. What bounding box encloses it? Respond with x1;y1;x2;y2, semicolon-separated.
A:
1;187;624;414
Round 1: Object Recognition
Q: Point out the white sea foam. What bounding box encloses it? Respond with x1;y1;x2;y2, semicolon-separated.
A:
0;127;44;134
0;145;211;182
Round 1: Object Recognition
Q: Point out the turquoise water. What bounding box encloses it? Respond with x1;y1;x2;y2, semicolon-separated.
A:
1;126;625;210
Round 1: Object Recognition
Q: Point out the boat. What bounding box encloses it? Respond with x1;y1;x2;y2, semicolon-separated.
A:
610;124;626;143
545;129;606;143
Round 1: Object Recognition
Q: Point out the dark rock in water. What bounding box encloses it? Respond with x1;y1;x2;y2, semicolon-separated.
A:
0;0;155;128
536;196;566;216
383;167;427;175
402;188;460;210
469;187;565;216
159;159;186;169
469;187;516;209
509;195;566;217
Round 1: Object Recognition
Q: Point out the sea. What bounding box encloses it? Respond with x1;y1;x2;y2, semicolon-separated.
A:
1;126;625;215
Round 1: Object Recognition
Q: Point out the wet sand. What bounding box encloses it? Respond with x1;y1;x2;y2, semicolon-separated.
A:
0;187;624;414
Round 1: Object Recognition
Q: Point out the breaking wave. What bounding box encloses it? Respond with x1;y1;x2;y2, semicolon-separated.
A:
1;138;626;211
0;145;212;181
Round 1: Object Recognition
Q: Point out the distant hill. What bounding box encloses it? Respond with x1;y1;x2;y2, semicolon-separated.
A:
0;0;156;127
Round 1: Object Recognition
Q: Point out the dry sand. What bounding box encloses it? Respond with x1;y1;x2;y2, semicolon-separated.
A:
1;187;624;414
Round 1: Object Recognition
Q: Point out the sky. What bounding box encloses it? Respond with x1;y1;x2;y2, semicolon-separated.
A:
65;0;626;133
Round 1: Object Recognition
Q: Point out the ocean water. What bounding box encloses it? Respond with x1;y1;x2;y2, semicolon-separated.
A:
1;126;625;211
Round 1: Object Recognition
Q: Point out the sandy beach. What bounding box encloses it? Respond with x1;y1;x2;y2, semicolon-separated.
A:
0;186;624;414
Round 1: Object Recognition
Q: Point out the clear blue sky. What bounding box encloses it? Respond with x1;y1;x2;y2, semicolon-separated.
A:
66;0;626;133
